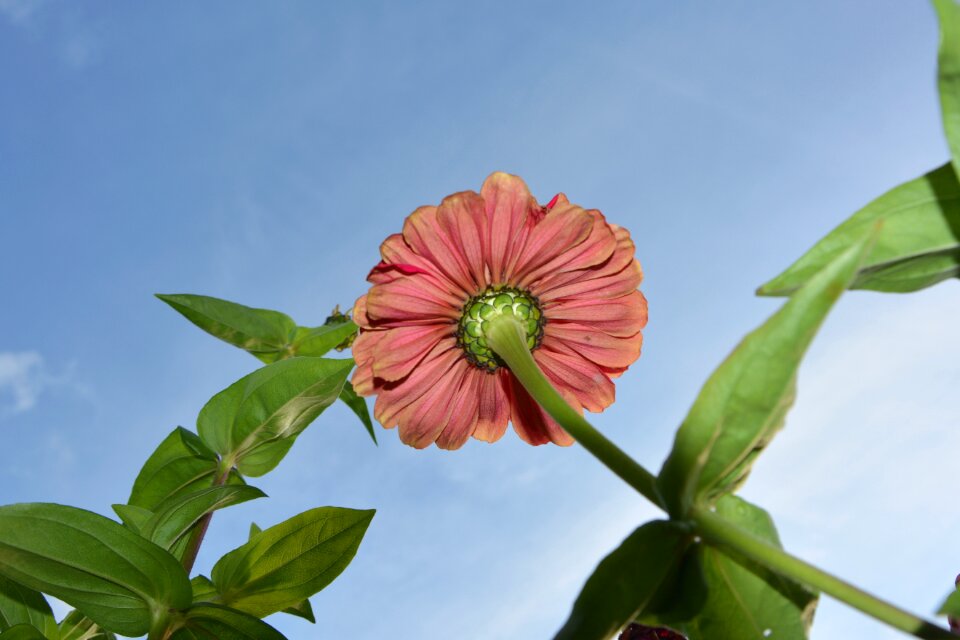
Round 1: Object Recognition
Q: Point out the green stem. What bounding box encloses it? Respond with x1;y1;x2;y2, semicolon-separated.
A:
180;461;232;574
691;505;954;639
485;315;955;640
484;316;664;509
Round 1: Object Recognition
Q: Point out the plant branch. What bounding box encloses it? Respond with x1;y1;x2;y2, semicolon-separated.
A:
180;461;232;574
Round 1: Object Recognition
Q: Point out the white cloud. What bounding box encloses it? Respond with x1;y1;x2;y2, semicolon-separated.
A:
0;351;46;414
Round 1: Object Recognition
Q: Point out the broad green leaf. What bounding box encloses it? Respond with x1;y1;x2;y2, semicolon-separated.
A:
290;322;358;359
189;576;218;604
758;164;960;296
243;525;314;621
553;521;690;640
0;576;57;640
198;357;353;477
938;588;960;616
212;507;374;618
936;0;960;174
659;232;874;517
58;611;116;640
128;427;226;511
679;497;817;640
140;486;266;555
157;294;298;363
169;604;287;640
0;504;191;637
110;505;152;534
338;381;376;444
0;626;46;640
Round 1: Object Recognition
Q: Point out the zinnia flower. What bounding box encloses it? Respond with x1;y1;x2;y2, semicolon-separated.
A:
351;172;647;449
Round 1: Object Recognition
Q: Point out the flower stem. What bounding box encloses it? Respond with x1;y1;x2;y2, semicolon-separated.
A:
484;316;665;510
485;315;955;640
691;504;955;639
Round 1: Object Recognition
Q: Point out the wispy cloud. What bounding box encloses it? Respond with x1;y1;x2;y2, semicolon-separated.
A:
0;0;42;25
0;351;47;414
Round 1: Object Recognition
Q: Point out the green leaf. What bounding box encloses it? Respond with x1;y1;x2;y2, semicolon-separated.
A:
157;294;298;364
290;322;358;358
190;576;218;604
169;604;287;640
0;576;57;640
936;0;960;175
338;381;376;444
679;497;817;640
553;521;690;640
243;525;315;622
211;507;374;618
0;503;191;637
110;505;153;534
198;357;353;477
659;232;874;517
139;486;266;555
58;611;117;640
128;427;222;511
0;625;47;640
938;588;960;616
758;164;960;296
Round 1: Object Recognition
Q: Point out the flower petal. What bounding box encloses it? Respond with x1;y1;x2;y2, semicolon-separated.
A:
535;224;640;301
480;172;537;283
435;368;482;450
544;321;643;370
535;339;615;413
397;359;470;448
372;323;453;382
403;205;475;295
373;338;460;428
365;278;462;325
546;290;648;337
511;204;594;287
437;191;489;290
506;373;574;446
473;370;511;443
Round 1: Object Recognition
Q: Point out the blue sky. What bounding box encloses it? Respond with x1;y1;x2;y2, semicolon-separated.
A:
1;1;959;638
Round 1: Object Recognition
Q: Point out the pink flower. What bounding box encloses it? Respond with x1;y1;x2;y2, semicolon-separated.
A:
351;173;648;449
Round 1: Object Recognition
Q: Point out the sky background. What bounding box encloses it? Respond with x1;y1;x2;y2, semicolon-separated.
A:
1;1;959;638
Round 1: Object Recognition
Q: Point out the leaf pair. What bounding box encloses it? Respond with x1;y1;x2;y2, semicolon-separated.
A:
157;293;376;443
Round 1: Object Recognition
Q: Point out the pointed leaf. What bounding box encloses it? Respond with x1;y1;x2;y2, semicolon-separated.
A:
212;507;374;618
659;231;874;516
935;0;960;175
189;576;218;604
128;427;221;511
553;521;690;640
290;322;358;358
681;497;817;640
110;505;152;534
0;504;191;637
169;604;287;640
280;599;315;624
198;358;353;477
338;381;376;444
758;164;960;296
0;626;47;640
58;611;116;640
140;485;266;555
0;576;57;640
157;294;297;363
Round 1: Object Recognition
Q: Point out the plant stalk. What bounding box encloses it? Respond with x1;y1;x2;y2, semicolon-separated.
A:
485;315;955;639
179;462;232;574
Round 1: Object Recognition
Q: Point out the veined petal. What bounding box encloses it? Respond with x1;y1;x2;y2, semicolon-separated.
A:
535;224;639;299
544;321;643;370
517;209;617;290
506;373;574;446
474;370;511;443
480;172;537;283
437;191;489;290
536;339;615;413
546;290;648;337
366;278;463;325
538;258;643;302
403;205;475;295
372;323;454;382
512;205;599;288
435;368;482;450
397;359;470;448
373;338;460;428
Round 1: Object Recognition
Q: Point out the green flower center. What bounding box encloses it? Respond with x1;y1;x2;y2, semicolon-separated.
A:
457;286;545;373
